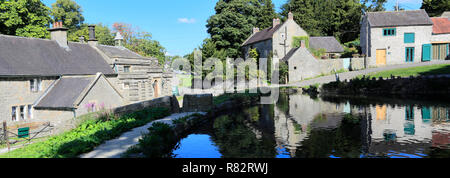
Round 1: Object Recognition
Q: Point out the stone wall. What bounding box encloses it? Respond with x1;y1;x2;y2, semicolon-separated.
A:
350;58;365;71
318;58;344;74
0;77;58;125
182;94;213;112
112;95;179;115
288;48;366;83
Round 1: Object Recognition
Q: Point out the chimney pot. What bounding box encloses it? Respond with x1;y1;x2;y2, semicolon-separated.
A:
48;21;69;49
88;25;98;46
273;18;280;28
252;27;260;34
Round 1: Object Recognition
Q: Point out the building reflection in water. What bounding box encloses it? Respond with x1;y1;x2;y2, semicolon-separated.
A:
271;93;450;158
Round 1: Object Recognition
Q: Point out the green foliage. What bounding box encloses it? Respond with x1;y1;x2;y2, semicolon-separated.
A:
0;108;170;158
281;0;362;43
50;0;84;30
309;47;327;59
0;0;52;38
361;0;387;12
292;36;310;48
421;0;450;17
279;61;289;84
68;23;115;45
135;122;177;158
213;91;260;105
341;39;360;58
113;22;167;65
206;0;277;58
248;48;259;59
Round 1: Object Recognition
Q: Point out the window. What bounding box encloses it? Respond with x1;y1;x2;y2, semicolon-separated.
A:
123;66;131;73
404;33;415;43
27;105;33;120
11;106;17;121
30;78;42;92
406;47;415;62
123;82;130;89
19;106;25;120
383;28;396;36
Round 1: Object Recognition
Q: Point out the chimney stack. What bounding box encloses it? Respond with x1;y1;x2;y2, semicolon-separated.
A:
252;27;260;34
288;12;294;20
273;18;280;28
48;21;69;49
300;40;306;48
88;25;98;46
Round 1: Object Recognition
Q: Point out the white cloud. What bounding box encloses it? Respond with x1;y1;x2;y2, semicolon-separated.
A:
178;18;196;24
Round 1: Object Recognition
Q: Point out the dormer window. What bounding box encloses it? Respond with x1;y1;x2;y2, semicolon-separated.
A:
30;78;42;92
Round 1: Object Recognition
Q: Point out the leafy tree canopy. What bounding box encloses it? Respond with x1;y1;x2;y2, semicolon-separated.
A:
0;0;52;38
421;0;450;17
51;0;84;30
206;0;277;58
281;0;362;43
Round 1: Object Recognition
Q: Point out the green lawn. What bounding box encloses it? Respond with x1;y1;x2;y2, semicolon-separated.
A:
359;64;450;78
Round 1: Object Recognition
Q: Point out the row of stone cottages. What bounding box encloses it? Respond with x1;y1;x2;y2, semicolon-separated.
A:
242;10;450;83
0;22;173;130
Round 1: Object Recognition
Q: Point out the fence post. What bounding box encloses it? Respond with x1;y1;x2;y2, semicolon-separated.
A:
3;121;9;151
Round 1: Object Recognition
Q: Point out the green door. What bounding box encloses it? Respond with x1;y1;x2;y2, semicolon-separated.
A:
422;44;431;62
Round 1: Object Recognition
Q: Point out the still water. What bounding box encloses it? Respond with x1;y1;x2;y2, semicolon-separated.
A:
172;93;450;158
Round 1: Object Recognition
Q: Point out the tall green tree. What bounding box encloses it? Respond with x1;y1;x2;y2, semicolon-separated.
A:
421;0;450;17
0;0;52;38
281;0;362;43
206;0;277;58
361;0;387;13
50;0;84;30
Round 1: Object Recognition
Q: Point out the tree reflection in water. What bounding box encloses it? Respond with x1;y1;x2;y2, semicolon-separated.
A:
172;93;450;158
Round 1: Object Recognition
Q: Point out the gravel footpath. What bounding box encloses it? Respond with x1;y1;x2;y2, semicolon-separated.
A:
286;60;450;87
79;112;206;158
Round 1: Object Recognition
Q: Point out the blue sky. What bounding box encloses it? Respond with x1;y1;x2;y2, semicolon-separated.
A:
41;0;423;56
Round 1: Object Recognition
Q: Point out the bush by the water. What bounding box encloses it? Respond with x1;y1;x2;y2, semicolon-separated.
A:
0;107;170;158
124;122;178;158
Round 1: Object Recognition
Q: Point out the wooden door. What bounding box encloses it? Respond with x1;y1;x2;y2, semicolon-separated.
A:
376;49;387;65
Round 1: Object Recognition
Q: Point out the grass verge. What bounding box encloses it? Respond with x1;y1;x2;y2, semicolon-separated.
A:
0;107;170;158
359;64;450;79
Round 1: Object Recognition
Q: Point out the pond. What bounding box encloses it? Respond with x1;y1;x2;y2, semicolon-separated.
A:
172;93;450;158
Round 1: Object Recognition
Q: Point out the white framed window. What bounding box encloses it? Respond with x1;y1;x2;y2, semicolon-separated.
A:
27;105;33;120
11;106;17;121
19;106;25;121
30;78;42;92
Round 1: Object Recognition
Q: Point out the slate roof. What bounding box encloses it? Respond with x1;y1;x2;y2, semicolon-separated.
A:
35;77;95;109
366;10;433;27
96;45;143;59
0;34;115;76
242;24;283;46
309;36;344;53
431;17;450;34
281;47;300;62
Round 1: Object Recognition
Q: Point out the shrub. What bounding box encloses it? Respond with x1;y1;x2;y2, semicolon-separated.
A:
0;107;170;158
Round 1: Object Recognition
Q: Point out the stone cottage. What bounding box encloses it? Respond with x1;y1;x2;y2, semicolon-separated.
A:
241;12;344;83
360;10;434;66
0;22;172;131
241;12;309;60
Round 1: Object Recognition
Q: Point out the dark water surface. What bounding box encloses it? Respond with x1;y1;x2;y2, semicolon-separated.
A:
172;93;450;158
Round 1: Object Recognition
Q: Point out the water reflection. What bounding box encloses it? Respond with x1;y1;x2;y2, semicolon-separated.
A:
172;93;450;158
